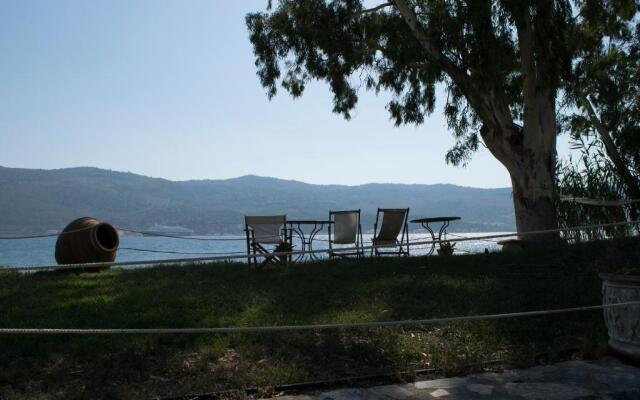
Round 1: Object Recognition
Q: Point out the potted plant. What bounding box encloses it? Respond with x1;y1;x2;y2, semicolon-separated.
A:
273;242;293;264
437;241;456;256
600;272;640;361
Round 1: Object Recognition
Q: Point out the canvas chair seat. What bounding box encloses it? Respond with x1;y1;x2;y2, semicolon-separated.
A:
371;208;410;257
246;215;285;244
328;210;364;259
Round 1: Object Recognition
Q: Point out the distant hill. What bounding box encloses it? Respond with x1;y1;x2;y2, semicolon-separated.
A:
0;166;515;235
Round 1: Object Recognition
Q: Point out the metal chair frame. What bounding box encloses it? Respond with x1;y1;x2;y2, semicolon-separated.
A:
328;209;364;259
371;208;410;257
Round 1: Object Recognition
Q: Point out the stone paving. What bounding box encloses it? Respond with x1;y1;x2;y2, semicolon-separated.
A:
268;358;640;399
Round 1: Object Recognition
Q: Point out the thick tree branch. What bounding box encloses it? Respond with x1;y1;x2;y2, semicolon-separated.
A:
515;11;538;106
359;2;393;15
579;95;640;206
516;13;535;72
512;7;557;159
391;1;481;108
392;1;452;66
392;0;515;160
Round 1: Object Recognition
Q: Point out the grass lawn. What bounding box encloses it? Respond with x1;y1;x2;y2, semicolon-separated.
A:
1;238;639;399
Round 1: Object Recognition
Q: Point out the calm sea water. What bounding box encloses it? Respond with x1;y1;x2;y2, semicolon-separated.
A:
0;232;511;268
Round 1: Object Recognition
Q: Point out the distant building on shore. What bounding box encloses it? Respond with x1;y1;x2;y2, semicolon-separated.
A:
144;224;194;235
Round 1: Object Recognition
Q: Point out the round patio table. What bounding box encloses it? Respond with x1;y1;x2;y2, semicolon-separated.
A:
286;220;334;262
410;216;461;256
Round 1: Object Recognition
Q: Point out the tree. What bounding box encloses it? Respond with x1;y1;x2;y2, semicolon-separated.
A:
562;3;640;218
246;0;637;244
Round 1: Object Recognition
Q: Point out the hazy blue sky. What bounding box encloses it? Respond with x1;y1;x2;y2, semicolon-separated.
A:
0;1;571;188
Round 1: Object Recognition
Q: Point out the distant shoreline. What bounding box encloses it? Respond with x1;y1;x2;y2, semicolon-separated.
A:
0;165;516;236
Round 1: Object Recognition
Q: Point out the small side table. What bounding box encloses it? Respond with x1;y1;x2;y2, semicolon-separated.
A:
286;220;333;262
410;216;461;256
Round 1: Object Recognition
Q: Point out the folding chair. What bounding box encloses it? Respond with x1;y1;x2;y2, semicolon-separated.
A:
244;215;291;267
328;209;364;259
371;208;410;256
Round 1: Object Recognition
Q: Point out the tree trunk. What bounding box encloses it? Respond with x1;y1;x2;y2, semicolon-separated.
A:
481;93;562;245
508;94;561;245
483;131;561;245
510;168;560;244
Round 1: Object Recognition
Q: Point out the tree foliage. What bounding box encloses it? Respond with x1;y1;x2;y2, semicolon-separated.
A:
561;1;640;188
246;0;579;166
557;1;640;231
556;137;632;241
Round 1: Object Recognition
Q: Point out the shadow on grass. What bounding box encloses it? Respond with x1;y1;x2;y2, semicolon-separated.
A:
0;238;638;398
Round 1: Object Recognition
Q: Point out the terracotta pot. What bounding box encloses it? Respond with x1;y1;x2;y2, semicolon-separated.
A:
600;273;640;361
55;217;119;266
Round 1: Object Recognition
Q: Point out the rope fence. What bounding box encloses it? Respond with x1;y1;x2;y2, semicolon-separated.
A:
1;301;637;335
0;225;97;240
119;247;248;256
559;195;640;206
443;232;503;244
117;228;247;241
3;219;638;271
0;219;638;337
0;227;249;241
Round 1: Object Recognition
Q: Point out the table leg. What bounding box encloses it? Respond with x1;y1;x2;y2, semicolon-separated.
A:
307;223;324;261
290;224;307;263
438;220;450;243
422;222;437;256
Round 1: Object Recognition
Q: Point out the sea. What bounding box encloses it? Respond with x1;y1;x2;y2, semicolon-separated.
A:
0;231;514;269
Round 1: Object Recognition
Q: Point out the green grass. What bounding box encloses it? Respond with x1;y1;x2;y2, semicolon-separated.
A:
1;238;639;399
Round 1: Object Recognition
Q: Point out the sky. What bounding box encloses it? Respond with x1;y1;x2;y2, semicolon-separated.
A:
0;1;571;188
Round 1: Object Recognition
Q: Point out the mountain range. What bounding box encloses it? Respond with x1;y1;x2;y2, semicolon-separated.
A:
0;166;515;235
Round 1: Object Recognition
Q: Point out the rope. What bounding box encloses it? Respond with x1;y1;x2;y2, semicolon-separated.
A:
560;196;640;207
0;227;248;241
0;225;96;240
445;232;504;244
1;227;282;242
116;228;247;241
5;219;640;271
1;301;637;335
119;247;247;256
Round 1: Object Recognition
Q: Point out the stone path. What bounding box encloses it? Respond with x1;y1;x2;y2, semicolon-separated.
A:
268;358;640;399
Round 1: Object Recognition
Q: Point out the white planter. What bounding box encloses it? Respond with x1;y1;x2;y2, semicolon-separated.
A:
600;273;640;360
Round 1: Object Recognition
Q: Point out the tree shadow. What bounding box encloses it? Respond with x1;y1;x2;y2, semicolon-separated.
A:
0;238;638;398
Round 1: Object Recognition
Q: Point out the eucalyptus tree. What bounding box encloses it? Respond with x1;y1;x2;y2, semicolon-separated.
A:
563;2;640;215
246;0;637;243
